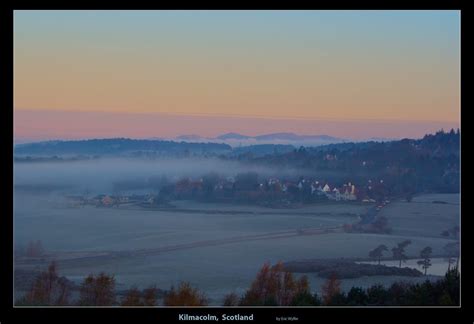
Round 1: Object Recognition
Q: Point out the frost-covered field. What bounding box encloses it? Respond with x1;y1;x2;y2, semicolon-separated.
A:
378;194;460;238
14;193;364;251
14;191;459;304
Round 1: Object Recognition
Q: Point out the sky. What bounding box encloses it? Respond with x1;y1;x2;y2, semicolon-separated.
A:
14;10;460;142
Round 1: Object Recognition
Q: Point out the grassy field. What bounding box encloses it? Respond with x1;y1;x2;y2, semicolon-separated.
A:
14;193;365;252
14;192;460;305
378;194;459;238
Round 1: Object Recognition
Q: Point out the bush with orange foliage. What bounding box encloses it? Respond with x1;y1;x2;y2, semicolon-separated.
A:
121;287;143;306
321;272;341;305
121;285;159;306
240;261;311;306
142;286;159;306
164;282;208;306
19;261;71;306
223;292;240;306
78;272;116;306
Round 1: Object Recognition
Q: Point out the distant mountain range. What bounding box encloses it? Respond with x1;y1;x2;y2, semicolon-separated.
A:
13;130;458;162
216;133;252;140
13;133;396;157
169;132;356;147
218;132;341;141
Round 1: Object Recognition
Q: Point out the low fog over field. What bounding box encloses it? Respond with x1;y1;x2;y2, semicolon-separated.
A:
14;157;303;195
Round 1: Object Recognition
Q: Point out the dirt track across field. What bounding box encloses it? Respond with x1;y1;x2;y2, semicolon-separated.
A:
130;226;343;256
17;226;344;267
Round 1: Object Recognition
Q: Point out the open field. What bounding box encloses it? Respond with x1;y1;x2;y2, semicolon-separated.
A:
14;192;459;304
14;193;364;252
378;194;459;238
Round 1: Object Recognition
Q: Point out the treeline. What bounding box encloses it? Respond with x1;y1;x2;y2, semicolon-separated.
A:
156;172;330;207
16;261;459;307
14;138;231;157
248;129;460;195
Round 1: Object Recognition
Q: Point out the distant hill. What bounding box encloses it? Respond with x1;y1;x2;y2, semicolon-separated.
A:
172;132;348;147
215;132;344;142
14;138;232;157
366;137;396;142
253;132;342;142
230;144;295;157
249;129;460;193
175;134;203;140
216;133;252;140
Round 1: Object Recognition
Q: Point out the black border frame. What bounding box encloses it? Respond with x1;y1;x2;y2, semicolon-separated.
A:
1;3;470;323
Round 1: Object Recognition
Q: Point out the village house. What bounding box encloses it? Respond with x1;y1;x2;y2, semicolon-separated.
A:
322;184;331;193
310;181;360;201
101;195;114;206
118;196;129;204
146;195;155;204
310;181;319;194
324;154;337;161
341;182;357;201
329;188;341;200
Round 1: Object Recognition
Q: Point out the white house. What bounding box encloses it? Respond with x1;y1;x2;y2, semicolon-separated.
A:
329;188;341;201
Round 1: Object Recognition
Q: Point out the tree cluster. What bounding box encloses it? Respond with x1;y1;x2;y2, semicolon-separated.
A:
17;260;459;306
